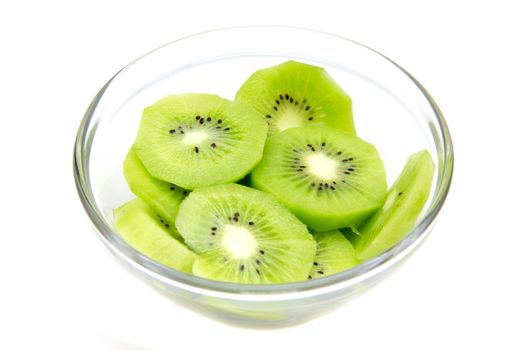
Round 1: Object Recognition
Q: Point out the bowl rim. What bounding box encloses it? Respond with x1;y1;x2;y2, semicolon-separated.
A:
74;25;454;297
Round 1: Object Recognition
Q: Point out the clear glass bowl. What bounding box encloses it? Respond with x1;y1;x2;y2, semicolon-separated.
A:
74;26;453;327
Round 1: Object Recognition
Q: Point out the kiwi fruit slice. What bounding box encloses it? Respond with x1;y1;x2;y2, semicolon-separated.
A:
354;150;435;261
235;60;355;135
133;93;268;189
308;230;360;279
250;126;387;231
123;148;187;238
114;198;196;273
175;184;316;284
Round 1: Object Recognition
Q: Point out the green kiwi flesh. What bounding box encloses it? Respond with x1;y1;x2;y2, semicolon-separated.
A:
133;94;268;189
354;150;435;261
175;184;316;284
235;60;355;135
123;148;187;239
309;230;360;279
114;198;196;273
250;126;387;231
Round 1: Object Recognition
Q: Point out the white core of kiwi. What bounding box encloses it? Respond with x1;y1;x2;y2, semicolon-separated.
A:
275;109;304;132
221;225;257;259
306;153;338;180
183;130;209;145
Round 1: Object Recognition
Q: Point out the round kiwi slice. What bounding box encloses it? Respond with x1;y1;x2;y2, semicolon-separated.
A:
250;126;387;231
114;198;196;273
235;60;355;135
309;230;360;280
133;94;268;189
175;184;316;284
354;150;435;261
123;148;188;239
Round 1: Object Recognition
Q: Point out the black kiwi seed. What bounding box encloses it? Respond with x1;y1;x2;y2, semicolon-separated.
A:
266;115;272;119
224;127;230;131
260;250;265;255
280;94;284;100
199;118;204;124
256;259;260;265
313;262;318;266
275;100;280;105
398;192;403;196
217;119;222;124
273;106;278;111
211;227;217;231
308;275;312;279
308;117;313;121
240;265;245;271
305;106;310;111
195;116;200;120
169;129;176;134
290;97;294;103
170;186;175;190
211;143;216;148
194;147;199;153
317;270;324;275
183;190;189;195
207;117;211;122
249;221;254;225
286;94;289;100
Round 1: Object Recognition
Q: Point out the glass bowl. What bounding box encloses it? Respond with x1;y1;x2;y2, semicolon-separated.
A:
74;26;453;327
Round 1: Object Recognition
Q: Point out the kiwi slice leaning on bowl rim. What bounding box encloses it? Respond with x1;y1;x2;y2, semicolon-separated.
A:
354;150;435;261
114;198;196;273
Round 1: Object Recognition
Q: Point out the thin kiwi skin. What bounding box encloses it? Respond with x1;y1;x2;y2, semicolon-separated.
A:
354;150;435;261
235;60;355;135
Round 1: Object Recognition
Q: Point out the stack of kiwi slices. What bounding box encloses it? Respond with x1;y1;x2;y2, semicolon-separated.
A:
114;60;435;284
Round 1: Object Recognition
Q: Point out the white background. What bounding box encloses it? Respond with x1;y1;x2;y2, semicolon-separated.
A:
1;0;524;349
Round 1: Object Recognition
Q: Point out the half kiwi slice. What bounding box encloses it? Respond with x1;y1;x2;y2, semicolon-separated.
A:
251;126;387;231
175;184;316;284
354;150;435;261
114;198;196;273
133;94;268;189
123;148;187;238
235;60;355;135
309;230;360;280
